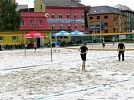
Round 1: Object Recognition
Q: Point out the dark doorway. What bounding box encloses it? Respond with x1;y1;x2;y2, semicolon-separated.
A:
37;38;40;48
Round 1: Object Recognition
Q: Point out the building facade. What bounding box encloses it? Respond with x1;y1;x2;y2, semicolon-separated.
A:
115;4;134;32
19;0;90;32
87;6;127;33
20;11;47;31
16;5;28;11
45;6;89;31
34;0;46;12
121;10;134;32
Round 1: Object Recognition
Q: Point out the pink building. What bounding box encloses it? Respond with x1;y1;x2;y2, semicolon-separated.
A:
20;11;47;31
46;6;89;32
19;0;90;32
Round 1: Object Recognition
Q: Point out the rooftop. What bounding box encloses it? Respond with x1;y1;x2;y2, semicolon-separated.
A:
42;0;85;7
88;6;123;15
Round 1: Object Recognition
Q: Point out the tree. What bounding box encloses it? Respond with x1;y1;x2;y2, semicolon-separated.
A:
0;0;21;31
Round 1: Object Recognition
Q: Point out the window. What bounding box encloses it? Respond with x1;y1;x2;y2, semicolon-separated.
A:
104;22;108;28
114;15;118;21
105;30;108;33
59;14;63;19
97;16;100;19
104;16;108;19
113;28;116;32
67;24;71;30
89;17;93;20
39;20;42;26
12;36;18;41
82;24;85;29
40;5;42;9
52;24;55;30
81;13;84;19
74;13;77;19
67;13;70;19
51;13;55;19
21;20;25;26
125;28;126;31
0;36;4;41
60;24;63;30
30;20;34;26
75;24;78;29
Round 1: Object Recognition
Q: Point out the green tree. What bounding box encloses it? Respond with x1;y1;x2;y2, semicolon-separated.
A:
0;0;21;31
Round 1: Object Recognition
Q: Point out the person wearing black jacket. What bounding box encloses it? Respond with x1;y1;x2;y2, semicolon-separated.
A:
79;43;88;71
118;41;125;61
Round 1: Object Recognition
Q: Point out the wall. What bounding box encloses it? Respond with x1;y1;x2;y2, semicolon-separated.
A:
34;0;46;12
88;13;127;33
20;12;47;31
46;7;86;32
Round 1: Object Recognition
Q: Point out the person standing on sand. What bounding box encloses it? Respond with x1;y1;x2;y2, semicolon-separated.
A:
33;41;37;52
102;40;105;48
118;40;125;61
79;43;88;71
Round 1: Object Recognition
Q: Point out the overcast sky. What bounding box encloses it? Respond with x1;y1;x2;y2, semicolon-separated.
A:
16;0;134;10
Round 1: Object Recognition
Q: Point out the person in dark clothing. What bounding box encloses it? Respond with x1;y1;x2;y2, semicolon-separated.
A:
33;41;37;53
102;41;105;48
118;41;125;61
79;43;88;71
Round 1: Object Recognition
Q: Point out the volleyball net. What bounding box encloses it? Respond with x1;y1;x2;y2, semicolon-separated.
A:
67;32;134;51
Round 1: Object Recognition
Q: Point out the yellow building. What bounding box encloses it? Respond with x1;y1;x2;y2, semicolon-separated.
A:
34;0;46;12
0;32;24;46
0;31;51;50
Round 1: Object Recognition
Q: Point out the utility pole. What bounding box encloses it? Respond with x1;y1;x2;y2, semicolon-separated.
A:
100;21;102;43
